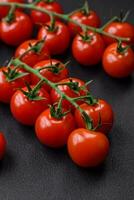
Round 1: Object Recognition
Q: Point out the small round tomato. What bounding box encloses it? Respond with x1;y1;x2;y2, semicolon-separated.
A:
68;128;110;167
0;0;24;19
50;78;88;110
68;10;101;37
31;0;63;25
35;108;76;148
0;11;33;46
75;99;114;134
103;22;134;45
0;66;30;103
0;133;6;160
37;21;70;55
15;39;50;67
10;87;50;126
31;59;69;91
72;30;105;66
103;42;134;78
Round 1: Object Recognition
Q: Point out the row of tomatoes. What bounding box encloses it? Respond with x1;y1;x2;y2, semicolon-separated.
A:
0;0;134;78
0;57;114;167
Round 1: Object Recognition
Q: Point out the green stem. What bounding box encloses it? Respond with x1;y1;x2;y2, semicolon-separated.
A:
101;16;118;30
0;2;129;42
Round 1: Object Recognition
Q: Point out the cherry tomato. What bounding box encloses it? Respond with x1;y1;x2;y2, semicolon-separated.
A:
15;39;50;67
31;0;63;25
0;0;24;19
0;133;6;160
103;22;134;45
0;11;33;46
31;59;69;91
72;30;105;66
37;21;70;55
103;42;134;78
35;108;76;148
10;87;50;126
0;66;30;103
68;10;101;37
75;99;114;134
68;128;110;167
50;78;88;110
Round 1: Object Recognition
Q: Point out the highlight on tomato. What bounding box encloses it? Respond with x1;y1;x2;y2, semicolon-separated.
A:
10;85;50;126
67;128;110;167
103;42;134;78
35;107;76;148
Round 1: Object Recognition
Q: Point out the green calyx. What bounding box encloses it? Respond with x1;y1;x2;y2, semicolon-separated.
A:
3;66;29;82
29;40;45;54
20;80;45;101
79;31;93;42
3;5;16;23
117;10;130;22
117;40;130;54
81;1;90;16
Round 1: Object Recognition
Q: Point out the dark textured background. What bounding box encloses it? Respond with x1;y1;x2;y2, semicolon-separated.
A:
0;0;134;199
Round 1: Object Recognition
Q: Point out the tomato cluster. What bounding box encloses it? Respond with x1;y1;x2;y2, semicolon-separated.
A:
0;0;133;168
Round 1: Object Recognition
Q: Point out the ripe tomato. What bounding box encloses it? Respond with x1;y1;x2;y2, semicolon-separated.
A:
10;87;50;126
37;21;70;55
35;108;76;148
103;43;134;78
0;66;30;103
72;30;105;66
75;99;114;134
31;59;69;91
0;11;33;46
15;39;50;67
68;10;101;37
31;0;63;25
0;0;24;19
67;128;110;167
50;78;87;110
103;22;134;45
0;133;6;160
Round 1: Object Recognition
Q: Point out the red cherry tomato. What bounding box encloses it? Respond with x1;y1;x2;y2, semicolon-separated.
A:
0;11;33;46
103;22;134;45
68;128;110;167
0;0;24;19
0;66;30;103
31;1;63;25
37;21;70;55
15;39;50;67
0;133;6;160
35;108;76;148
10;87;50;126
75;99;114;134
68;10;101;37
103;42;134;78
72;30;105;66
50;78;88;110
31;59;69;91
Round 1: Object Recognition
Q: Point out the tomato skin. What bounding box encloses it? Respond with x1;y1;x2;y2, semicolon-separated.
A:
0;133;6;160
37;21;70;55
103;22;134;45
67;128;110;167
15;39;50;67
72;31;105;66
31;59;69;92
68;10;101;37
50;78;87;110
35;108;76;148
0;66;30;103
103;43;134;78
0;11;33;46
10;87;50;126
0;0;24;19
75;99;114;134
31;1;63;25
